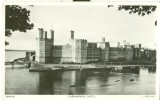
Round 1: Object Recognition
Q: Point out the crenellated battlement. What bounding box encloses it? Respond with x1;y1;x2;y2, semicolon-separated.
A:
88;42;97;44
38;38;52;41
75;39;87;42
88;42;97;48
63;44;72;47
37;28;55;40
54;45;63;47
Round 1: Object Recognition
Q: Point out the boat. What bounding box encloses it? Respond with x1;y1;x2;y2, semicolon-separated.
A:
70;84;76;87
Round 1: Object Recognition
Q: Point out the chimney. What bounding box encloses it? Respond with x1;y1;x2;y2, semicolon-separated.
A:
45;31;47;38
71;30;74;39
102;37;105;42
38;28;43;38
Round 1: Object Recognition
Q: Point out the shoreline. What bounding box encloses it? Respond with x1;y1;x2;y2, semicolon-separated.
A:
28;62;156;72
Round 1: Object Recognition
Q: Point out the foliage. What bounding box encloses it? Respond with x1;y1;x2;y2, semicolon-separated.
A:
107;5;157;26
5;5;34;45
118;5;157;16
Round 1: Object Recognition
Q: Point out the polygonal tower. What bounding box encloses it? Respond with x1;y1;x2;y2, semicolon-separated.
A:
97;37;110;61
36;28;52;63
50;29;54;63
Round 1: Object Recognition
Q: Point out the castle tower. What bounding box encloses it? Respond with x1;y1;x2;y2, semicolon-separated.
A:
71;30;74;39
104;42;110;61
72;39;88;63
69;30;88;63
102;37;105;42
36;28;43;62
39;28;43;38
69;30;75;46
123;40;127;47
50;29;54;63
36;28;52;63
138;44;141;59
50;30;54;45
117;42;120;48
69;30;75;62
97;37;109;61
45;31;47;38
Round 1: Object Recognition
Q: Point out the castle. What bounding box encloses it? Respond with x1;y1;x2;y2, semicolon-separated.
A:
36;28;142;64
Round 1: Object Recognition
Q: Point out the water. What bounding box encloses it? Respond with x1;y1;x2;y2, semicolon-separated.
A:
5;66;156;95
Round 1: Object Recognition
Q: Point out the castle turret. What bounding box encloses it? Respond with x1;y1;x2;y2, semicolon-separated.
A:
97;37;109;61
45;31;47;38
139;44;141;59
38;28;43;38
51;30;54;40
139;44;141;49
102;37;105;42
50;30;54;46
123;40;126;46
117;42;120;48
71;30;74;39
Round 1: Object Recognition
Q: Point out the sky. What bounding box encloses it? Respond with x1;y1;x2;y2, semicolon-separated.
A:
5;4;157;50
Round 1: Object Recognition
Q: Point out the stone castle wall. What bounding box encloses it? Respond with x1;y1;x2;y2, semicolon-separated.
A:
36;28;142;64
87;42;101;62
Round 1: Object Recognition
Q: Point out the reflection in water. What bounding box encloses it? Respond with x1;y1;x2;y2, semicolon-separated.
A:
75;71;87;86
5;67;156;95
39;72;54;94
148;67;156;74
122;67;140;74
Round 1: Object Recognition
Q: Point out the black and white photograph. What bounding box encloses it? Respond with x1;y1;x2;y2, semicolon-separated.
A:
4;2;157;97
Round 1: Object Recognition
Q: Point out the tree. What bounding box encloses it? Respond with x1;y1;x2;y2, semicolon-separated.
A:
5;5;34;45
107;5;157;26
118;5;157;16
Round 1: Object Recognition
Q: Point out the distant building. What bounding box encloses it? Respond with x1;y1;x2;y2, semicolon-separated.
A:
5;49;35;62
36;28;153;64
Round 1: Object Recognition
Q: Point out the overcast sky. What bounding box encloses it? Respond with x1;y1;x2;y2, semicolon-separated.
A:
5;4;157;50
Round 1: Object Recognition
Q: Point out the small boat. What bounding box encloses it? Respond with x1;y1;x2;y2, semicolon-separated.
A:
70;84;76;87
130;79;134;82
115;80;120;82
100;84;109;87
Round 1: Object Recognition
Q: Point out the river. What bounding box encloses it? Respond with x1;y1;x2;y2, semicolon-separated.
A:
5;65;156;95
